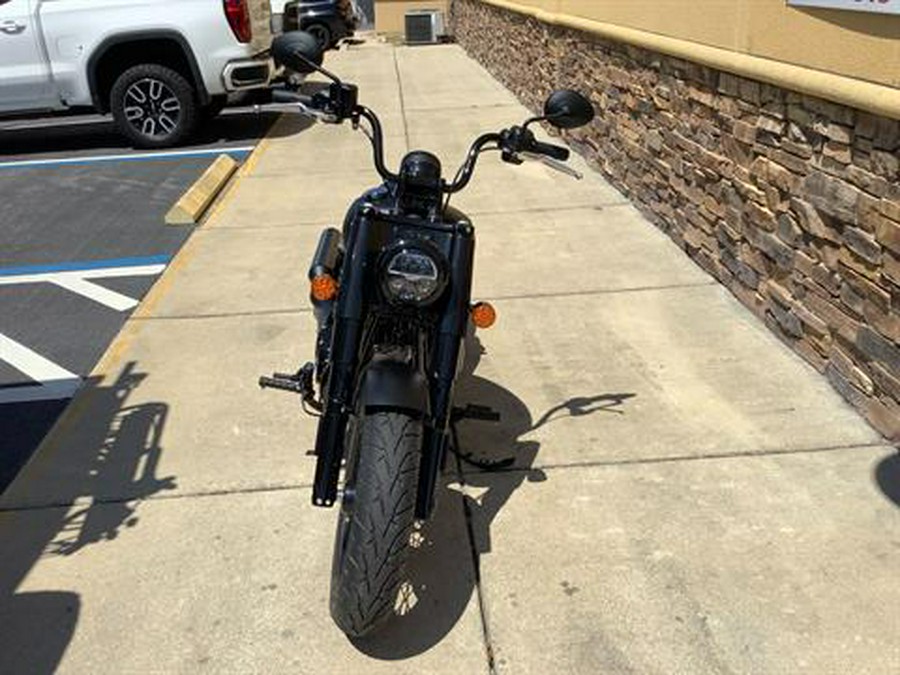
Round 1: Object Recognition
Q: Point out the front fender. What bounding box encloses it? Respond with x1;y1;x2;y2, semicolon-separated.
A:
357;357;430;418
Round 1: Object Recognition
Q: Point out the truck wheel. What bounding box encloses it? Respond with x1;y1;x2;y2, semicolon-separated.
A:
305;23;333;50
110;64;198;149
330;412;421;637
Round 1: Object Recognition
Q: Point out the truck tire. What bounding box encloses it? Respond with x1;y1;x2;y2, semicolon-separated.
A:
305;23;333;50
110;64;198;149
330;412;421;637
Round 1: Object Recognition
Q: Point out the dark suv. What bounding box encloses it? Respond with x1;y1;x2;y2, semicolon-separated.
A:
283;0;358;50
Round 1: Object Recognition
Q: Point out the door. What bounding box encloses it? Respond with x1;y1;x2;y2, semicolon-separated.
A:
0;0;55;113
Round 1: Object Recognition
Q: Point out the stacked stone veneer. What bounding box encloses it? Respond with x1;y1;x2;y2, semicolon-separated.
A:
452;0;900;439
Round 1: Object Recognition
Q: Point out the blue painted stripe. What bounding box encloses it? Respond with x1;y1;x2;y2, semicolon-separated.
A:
0;254;172;277
0;146;253;171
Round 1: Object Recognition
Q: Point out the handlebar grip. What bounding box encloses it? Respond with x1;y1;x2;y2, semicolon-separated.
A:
259;376;298;392
530;140;570;161
271;89;314;106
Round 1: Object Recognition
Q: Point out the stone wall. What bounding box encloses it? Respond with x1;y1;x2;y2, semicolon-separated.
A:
452;0;900;439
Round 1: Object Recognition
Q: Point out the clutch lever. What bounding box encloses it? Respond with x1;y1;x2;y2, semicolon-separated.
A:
254;102;339;123
521;152;584;180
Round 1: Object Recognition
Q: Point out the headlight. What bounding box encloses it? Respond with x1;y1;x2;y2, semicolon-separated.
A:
381;247;446;305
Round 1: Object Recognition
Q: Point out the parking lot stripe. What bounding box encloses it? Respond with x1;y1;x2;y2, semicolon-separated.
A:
0;263;168;310
0;254;171;277
0;333;81;404
0;146;254;171
49;276;142;312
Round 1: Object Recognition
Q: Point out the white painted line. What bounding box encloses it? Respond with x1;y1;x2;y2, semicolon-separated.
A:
0;146;255;170
0;332;81;404
0;263;166;311
50;277;138;312
78;264;167;279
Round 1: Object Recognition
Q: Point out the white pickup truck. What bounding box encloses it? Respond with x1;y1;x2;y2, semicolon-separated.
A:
0;0;275;148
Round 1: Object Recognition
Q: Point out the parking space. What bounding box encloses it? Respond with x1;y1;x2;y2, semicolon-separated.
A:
0;107;281;493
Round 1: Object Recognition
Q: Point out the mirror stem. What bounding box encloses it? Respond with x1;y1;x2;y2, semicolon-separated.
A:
291;49;342;84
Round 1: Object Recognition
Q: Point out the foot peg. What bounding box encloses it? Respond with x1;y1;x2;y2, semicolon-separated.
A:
259;362;323;413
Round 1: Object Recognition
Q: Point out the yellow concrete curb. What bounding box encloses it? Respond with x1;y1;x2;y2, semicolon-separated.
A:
478;0;900;120
164;154;239;226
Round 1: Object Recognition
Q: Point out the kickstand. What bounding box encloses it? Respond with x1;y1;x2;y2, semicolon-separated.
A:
448;405;515;472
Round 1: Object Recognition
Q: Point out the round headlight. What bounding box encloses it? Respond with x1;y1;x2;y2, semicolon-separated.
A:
382;247;446;305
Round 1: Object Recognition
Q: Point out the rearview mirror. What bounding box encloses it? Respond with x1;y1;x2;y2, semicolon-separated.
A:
272;31;324;74
543;90;594;129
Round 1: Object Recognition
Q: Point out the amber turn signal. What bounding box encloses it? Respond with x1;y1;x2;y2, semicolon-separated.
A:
310;274;338;302
470;302;497;329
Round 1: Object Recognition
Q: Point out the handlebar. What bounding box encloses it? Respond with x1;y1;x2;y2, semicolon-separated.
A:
269;86;573;195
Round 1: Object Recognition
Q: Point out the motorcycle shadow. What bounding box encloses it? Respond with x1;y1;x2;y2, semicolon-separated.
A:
0;361;175;675
352;333;633;658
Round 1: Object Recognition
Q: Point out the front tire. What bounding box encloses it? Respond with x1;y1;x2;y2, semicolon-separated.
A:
330;412;421;637
110;64;198;149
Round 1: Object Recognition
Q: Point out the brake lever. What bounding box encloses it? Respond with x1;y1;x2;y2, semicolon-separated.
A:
521;152;583;180
253;102;339;124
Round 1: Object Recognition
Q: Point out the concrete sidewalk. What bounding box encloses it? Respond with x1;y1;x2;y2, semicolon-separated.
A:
2;41;898;674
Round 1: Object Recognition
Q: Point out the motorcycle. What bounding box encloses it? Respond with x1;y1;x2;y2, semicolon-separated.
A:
260;31;595;637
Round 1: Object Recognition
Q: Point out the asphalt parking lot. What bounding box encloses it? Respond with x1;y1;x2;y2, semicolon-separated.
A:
0;107;280;493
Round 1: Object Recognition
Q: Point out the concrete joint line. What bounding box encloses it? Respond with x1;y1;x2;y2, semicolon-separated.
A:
452;456;499;674
130;307;312;322
405;103;523;113
460;441;891;479
464;201;632;217
485;281;717;303
0;482;313;514
391;46;412;154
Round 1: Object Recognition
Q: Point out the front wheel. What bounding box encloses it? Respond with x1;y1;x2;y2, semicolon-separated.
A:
110;64;198;149
330;412;421;637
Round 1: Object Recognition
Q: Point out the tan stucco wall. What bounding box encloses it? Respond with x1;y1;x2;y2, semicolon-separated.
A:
488;0;900;87
375;0;451;35
250;0;273;52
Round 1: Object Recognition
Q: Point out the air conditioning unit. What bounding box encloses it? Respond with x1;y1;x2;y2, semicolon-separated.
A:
405;9;444;45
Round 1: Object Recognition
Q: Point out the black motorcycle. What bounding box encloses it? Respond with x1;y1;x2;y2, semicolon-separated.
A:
260;31;594;637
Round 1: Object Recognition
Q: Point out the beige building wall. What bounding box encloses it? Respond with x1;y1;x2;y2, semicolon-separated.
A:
250;0;273;52
490;0;900;87
375;0;451;35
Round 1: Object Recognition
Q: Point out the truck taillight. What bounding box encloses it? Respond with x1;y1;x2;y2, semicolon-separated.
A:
223;0;252;43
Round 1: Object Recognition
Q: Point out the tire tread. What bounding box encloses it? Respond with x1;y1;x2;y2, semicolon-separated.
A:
330;412;421;636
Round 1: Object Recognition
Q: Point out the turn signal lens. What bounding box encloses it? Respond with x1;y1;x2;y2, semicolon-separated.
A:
471;302;497;329
311;274;338;302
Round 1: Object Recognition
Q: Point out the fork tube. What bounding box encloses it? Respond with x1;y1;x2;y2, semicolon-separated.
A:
416;223;475;519
312;211;372;507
